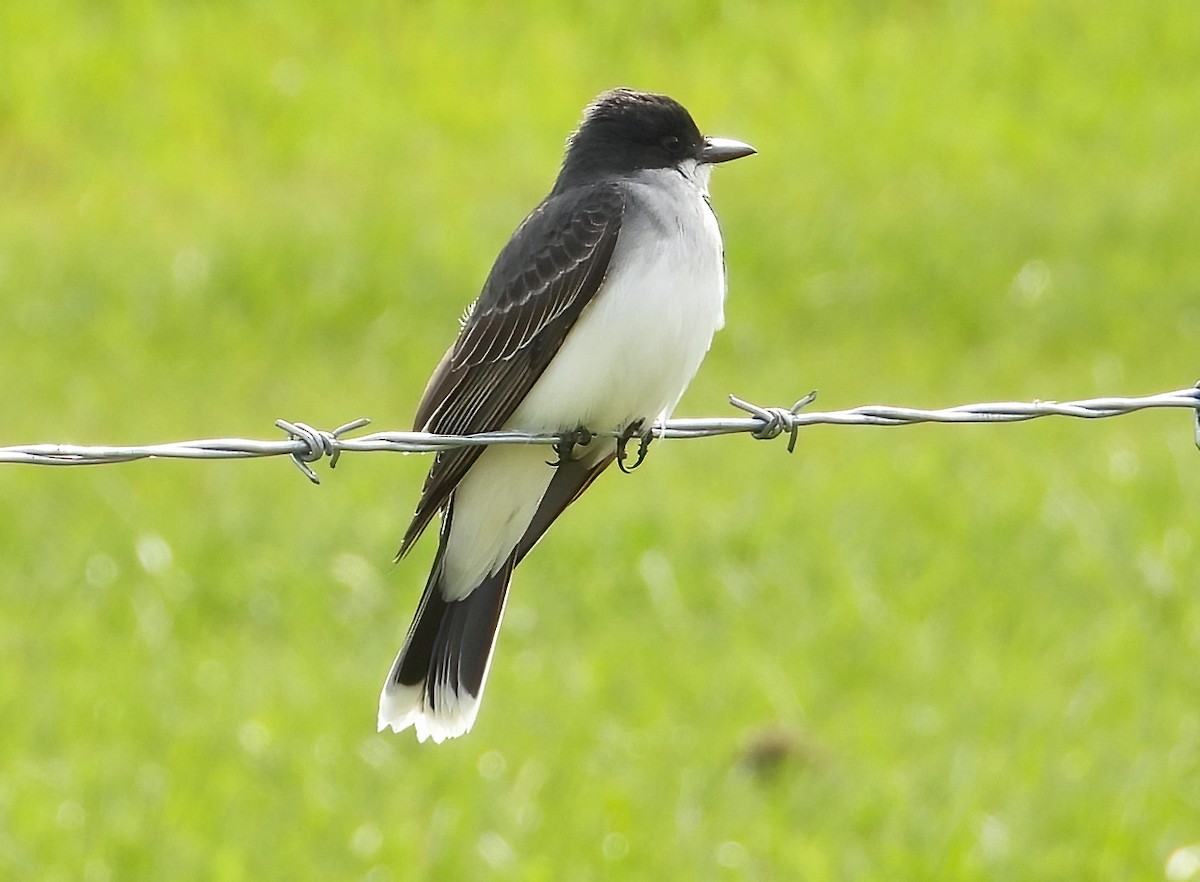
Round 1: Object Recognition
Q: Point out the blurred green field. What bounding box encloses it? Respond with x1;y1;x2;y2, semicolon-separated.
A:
2;2;1199;879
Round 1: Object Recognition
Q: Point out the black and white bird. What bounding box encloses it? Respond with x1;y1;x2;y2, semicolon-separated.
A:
378;88;754;742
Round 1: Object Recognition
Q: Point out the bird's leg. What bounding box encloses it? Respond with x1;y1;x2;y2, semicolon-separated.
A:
547;426;595;467
616;419;653;474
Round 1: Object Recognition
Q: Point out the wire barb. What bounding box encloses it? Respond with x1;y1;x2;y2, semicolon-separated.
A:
729;390;819;453
275;417;371;484
1;385;1197;475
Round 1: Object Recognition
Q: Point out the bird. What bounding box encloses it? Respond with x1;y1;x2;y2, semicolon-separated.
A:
378;88;754;743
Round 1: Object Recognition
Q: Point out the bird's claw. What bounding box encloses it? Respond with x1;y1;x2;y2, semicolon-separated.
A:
616;420;653;474
547;426;595;467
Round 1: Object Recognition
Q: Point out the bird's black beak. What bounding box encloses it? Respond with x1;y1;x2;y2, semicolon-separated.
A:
701;136;756;164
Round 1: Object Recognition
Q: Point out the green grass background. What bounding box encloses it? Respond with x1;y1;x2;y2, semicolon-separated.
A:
2;2;1199;879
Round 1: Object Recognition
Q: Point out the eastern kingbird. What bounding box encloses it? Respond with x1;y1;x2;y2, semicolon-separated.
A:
378;88;754;742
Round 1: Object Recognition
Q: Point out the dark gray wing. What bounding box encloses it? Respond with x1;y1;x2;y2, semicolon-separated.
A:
398;181;626;558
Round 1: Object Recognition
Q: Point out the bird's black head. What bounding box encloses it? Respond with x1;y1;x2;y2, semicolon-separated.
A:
553;89;752;192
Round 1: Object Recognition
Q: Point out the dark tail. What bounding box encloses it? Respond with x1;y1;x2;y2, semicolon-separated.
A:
378;454;615;742
378;506;514;742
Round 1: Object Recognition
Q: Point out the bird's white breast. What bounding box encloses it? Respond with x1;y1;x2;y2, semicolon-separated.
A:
509;166;727;432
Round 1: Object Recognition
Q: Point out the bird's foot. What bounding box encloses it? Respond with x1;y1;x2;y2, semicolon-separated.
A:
616;420;653;474
547;426;595;467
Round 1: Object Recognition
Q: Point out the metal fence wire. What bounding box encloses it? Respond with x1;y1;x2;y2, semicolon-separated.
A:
2;385;1198;484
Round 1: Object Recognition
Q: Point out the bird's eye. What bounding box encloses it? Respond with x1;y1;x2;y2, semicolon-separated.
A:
660;134;682;154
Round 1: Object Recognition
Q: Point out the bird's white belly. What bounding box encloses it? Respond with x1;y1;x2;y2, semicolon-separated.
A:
509;181;726;432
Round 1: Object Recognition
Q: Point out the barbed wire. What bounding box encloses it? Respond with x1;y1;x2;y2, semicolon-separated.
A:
2;385;1197;484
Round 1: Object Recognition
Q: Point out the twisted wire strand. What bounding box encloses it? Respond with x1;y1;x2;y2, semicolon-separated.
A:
2;385;1197;484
